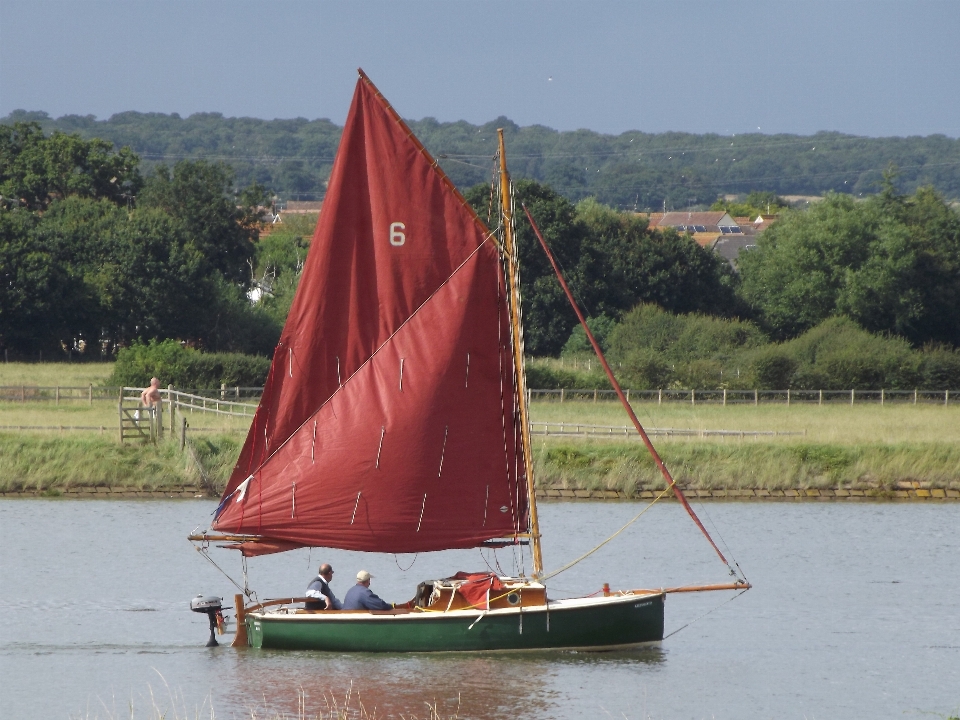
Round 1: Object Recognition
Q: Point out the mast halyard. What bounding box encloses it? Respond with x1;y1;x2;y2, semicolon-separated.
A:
497;128;543;577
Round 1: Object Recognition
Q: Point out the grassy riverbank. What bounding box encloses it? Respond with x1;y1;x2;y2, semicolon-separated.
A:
0;433;240;493
533;438;960;493
2;361;958;496
2;431;958;496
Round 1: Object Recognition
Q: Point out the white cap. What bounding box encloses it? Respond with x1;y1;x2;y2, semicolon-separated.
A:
356;570;373;582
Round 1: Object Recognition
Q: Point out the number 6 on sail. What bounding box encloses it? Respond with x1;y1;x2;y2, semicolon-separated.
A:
389;222;405;246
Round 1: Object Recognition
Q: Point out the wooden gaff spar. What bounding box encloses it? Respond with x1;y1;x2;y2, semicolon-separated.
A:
188;69;748;652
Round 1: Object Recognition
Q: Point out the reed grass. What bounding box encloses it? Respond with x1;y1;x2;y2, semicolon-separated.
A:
533;438;960;492
75;680;460;719
0;433;238;492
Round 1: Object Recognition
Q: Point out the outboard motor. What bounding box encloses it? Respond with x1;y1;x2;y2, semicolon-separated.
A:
190;595;224;647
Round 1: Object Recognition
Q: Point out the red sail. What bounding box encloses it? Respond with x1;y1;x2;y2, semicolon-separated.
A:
212;72;527;552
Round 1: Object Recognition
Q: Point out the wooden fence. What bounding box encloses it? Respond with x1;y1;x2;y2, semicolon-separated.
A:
529;388;956;406
530;422;804;438
1;385;957;409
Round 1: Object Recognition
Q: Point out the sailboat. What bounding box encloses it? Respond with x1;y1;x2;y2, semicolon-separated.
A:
189;70;748;652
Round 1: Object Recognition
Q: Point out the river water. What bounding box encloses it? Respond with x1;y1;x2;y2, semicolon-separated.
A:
1;498;957;719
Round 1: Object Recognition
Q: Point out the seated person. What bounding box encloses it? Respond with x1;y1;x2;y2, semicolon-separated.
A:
342;570;394;611
304;563;342;610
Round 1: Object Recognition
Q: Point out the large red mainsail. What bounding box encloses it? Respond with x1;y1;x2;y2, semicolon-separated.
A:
212;72;528;553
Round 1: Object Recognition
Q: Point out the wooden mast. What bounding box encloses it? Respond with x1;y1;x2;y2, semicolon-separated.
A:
497;128;543;577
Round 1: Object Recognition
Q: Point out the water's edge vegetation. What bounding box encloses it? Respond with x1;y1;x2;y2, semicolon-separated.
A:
2;433;957;498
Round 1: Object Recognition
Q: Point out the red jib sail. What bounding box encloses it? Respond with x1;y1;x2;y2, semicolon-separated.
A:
212;71;528;553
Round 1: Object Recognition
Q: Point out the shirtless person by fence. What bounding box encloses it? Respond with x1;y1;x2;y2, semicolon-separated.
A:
136;377;162;423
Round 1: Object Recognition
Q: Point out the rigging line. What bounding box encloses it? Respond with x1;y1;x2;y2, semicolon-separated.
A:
525;203;736;574
394;553;419;572
689;491;748;583
194;545;250;598
662;588;749;640
437;156;494;170
240;232;499;478
540;485;672;582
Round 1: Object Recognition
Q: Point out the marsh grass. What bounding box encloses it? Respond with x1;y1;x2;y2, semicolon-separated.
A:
75;678;460;720
534;438;960;492
0;433;238;492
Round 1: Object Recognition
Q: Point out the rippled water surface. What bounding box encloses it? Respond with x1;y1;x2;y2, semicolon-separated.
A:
1;499;958;719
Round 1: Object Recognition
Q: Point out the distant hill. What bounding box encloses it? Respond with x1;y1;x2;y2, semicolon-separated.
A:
5;110;959;210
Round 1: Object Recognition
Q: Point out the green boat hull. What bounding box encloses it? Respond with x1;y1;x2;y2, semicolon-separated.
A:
245;593;665;652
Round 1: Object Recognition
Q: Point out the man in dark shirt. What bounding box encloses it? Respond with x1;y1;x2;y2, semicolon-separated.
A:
342;570;394;611
305;563;342;610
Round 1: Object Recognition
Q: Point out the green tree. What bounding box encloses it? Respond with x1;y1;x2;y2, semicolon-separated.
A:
138;160;264;284
0;122;141;211
738;187;960;345
0;208;74;352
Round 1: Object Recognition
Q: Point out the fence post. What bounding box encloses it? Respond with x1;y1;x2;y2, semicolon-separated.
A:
593;389;597;403
819;390;823;406
723;388;727;406
787;389;790;406
235;386;239;399
89;384;93;406
881;389;884;406
914;389;918;405
851;389;855;406
658;389;662;406
625;389;630;403
754;389;758;406
947;390;950;407
691;389;695;406
179;415;187;452
169;385;175;434
560;388;565;403
221;383;226;400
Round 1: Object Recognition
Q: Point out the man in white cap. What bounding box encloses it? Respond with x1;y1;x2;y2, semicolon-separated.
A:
342;570;394;611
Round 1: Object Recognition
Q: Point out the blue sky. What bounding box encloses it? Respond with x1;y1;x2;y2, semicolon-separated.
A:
1;0;958;137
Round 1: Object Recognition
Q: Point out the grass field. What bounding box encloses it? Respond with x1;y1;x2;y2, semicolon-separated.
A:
0;361;114;386
530;400;960;444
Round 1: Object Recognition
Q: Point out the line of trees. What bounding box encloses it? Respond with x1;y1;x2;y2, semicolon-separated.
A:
5;109;959;210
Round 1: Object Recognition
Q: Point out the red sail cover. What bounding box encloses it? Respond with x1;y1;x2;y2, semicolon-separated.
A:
213;73;527;553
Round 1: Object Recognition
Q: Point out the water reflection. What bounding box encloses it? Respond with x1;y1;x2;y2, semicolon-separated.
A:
213;646;666;718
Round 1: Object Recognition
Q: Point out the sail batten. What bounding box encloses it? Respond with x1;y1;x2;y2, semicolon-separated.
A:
213;74;527;553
